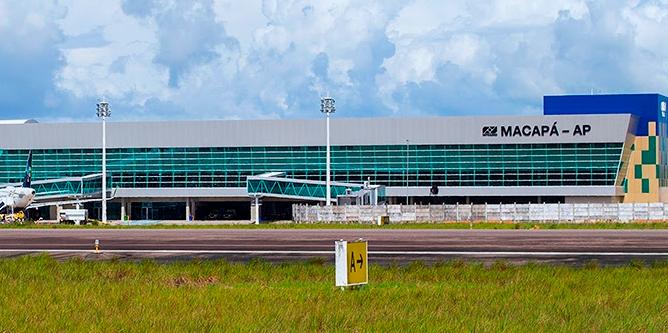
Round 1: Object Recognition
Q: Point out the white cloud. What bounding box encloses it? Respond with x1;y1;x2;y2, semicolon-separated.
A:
377;0;623;114
477;0;589;27
213;0;266;49
49;0;398;119
55;0;166;106
2;0;668;121
0;1;66;117
620;1;668;91
328;59;354;86
624;1;668;56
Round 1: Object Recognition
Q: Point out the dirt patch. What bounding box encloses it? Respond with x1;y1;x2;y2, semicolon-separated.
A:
169;275;220;287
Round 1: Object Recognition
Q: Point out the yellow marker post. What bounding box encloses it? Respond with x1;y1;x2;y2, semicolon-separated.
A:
335;239;368;288
94;239;100;254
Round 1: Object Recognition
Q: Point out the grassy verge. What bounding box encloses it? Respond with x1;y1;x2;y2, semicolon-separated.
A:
3;221;668;230
0;256;667;331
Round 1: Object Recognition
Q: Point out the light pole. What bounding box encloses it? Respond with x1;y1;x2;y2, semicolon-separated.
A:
321;95;335;206
96;98;111;223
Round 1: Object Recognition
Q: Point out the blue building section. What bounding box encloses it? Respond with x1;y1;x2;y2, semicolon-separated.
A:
545;93;668;189
544;93;668;136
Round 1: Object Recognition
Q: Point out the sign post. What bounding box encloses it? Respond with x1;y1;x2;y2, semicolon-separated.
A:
335;239;368;288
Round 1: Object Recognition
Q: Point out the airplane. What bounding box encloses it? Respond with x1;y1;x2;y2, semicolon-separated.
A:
0;151;36;215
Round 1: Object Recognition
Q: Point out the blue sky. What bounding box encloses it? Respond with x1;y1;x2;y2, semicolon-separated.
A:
0;0;667;122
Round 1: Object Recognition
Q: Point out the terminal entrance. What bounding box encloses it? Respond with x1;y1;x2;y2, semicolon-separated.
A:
84;202;122;220
262;201;294;221
79;200;291;222
196;201;250;221
129;202;184;220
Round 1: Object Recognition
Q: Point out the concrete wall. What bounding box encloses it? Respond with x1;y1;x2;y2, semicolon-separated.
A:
564;196;621;204
293;203;668;223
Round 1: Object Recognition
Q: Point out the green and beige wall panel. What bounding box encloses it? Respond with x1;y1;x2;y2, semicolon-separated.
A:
623;122;660;203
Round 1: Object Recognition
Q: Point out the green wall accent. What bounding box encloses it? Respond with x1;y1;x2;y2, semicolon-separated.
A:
641;136;657;164
634;165;643;179
642;179;650;193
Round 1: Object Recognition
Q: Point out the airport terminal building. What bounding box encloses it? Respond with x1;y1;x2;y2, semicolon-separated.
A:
0;93;667;221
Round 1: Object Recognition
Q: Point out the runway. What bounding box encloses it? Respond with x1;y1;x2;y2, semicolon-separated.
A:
1;229;668;265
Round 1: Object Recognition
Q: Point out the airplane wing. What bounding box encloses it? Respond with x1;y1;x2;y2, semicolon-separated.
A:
28;198;104;209
0;182;21;189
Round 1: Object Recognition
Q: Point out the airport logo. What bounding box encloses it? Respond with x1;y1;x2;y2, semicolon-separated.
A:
482;123;591;137
482;126;498;137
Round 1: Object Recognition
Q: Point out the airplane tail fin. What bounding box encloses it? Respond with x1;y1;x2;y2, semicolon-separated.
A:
22;151;32;188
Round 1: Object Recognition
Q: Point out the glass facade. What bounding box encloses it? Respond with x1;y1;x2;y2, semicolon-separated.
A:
0;142;623;191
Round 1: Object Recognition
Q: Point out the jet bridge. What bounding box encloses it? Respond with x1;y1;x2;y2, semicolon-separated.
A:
246;172;385;223
2;173;105;201
247;172;384;204
31;173;104;200
29;174;115;208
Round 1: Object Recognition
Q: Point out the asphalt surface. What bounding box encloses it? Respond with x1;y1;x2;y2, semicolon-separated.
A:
1;229;668;265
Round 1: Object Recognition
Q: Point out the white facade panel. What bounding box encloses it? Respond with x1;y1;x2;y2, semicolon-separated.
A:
0;114;634;149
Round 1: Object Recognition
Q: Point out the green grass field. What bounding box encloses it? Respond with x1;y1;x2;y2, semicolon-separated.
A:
1;256;667;332
4;221;668;230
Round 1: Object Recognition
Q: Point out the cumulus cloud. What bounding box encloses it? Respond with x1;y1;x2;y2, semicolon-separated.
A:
149;1;237;88
378;0;589;115
0;0;667;121
0;1;66;118
377;0;668;116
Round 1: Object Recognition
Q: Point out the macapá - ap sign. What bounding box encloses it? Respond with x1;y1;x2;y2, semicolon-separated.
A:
335;239;368;287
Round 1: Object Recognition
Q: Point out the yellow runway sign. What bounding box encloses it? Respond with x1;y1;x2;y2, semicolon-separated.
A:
346;241;367;284
335;240;368;287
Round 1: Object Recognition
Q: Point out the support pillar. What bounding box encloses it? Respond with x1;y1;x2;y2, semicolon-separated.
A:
185;198;191;221
49;205;58;221
56;205;62;222
191;199;197;220
250;196;262;224
121;198;127;222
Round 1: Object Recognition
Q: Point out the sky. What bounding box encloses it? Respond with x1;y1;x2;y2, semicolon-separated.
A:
0;0;667;122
